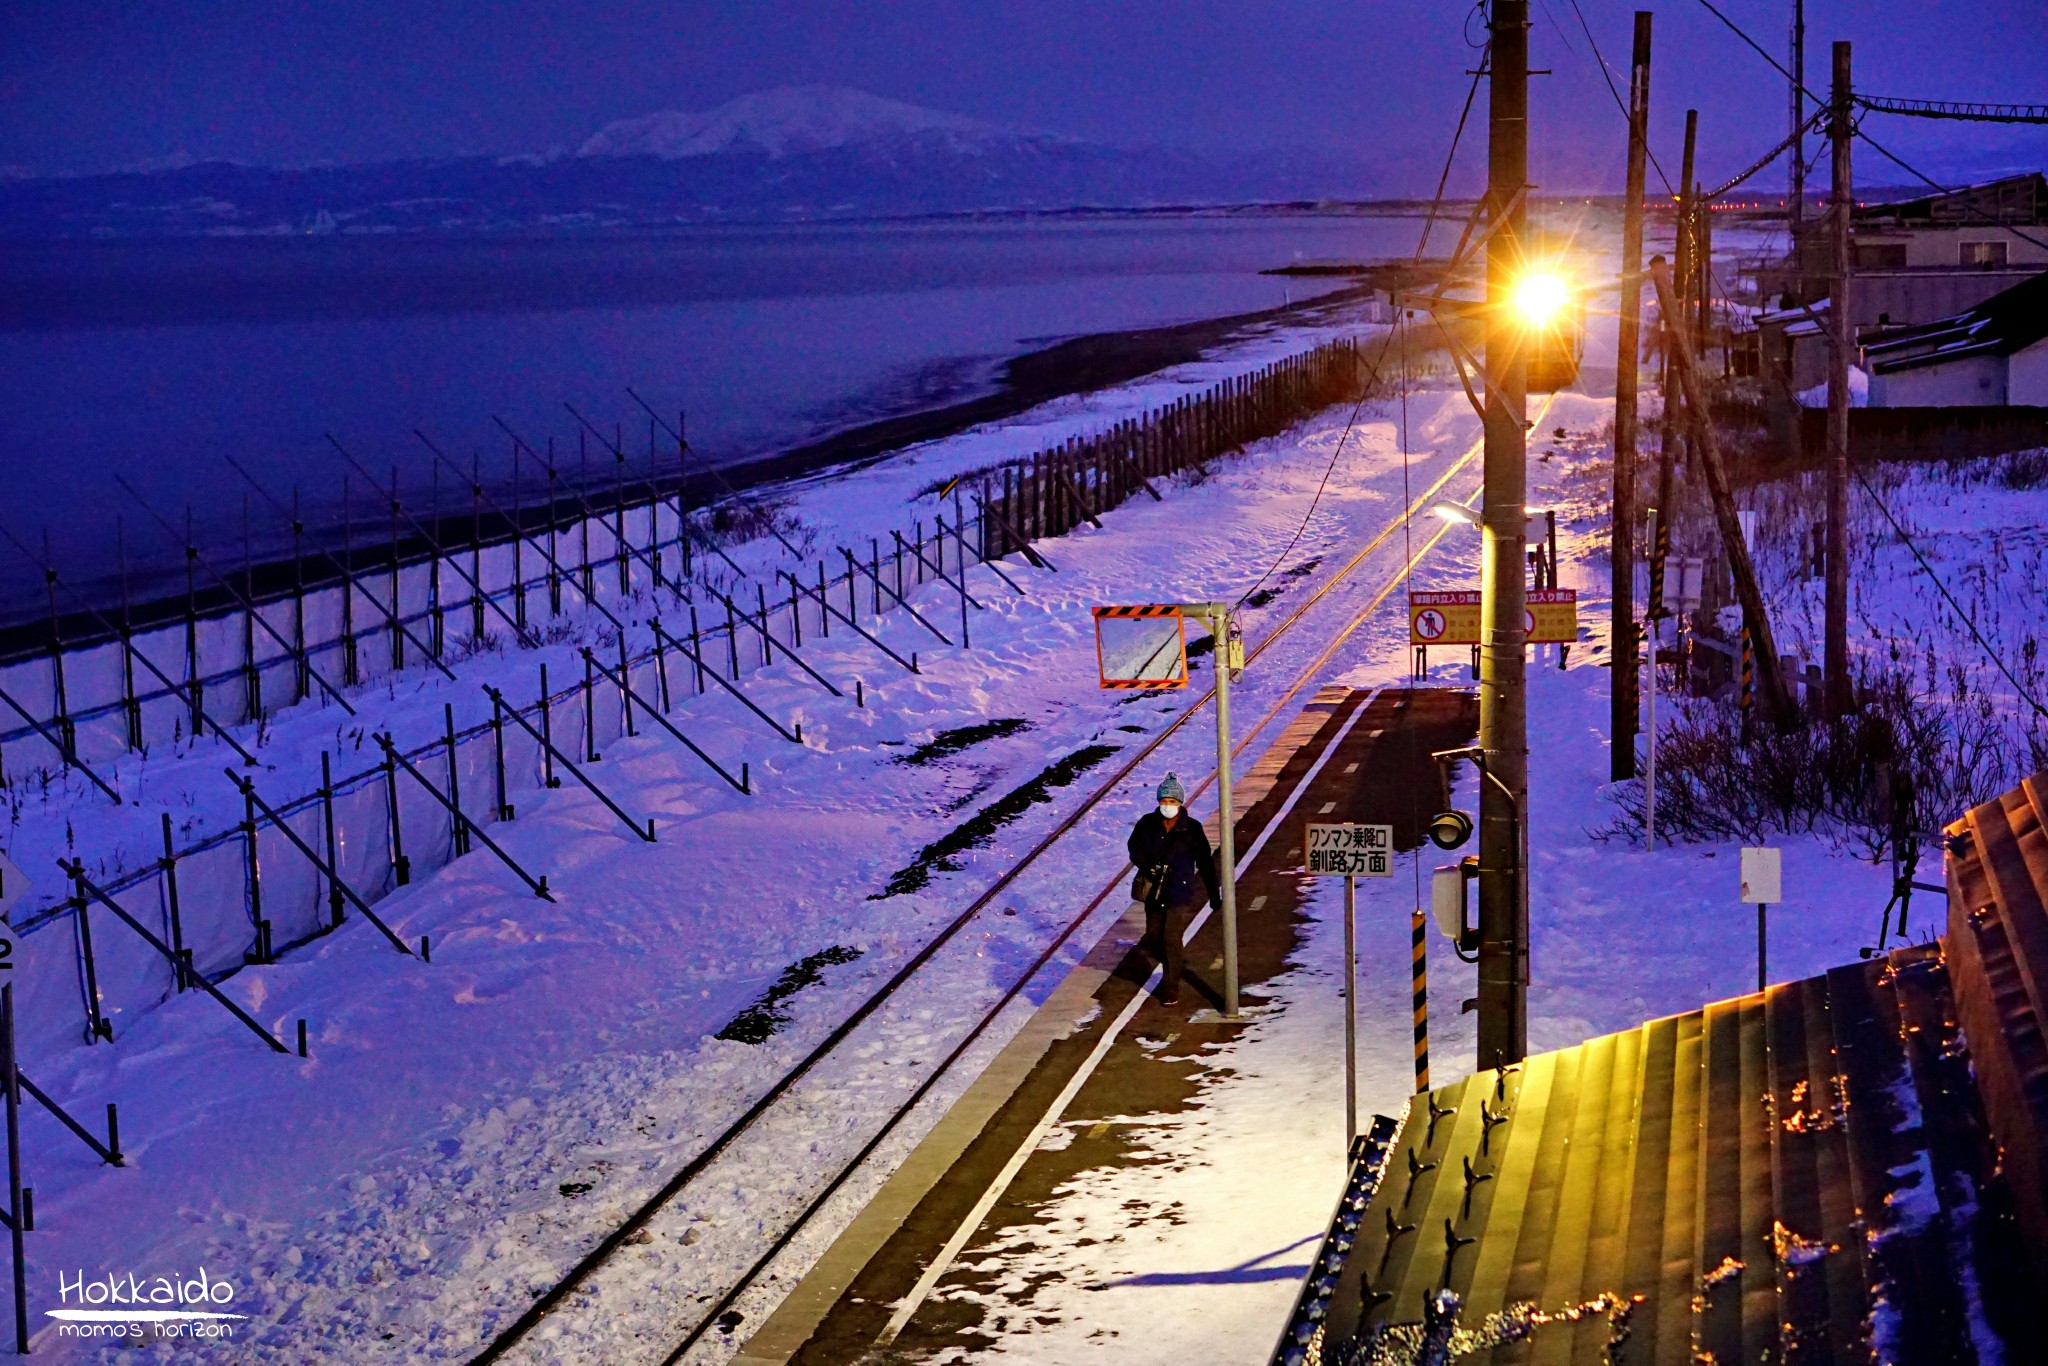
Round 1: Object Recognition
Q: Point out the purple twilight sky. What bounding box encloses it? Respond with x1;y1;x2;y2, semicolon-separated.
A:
2;1;2043;191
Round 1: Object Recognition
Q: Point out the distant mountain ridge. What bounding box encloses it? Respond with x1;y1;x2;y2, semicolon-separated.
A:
577;86;1041;160
0;85;1399;238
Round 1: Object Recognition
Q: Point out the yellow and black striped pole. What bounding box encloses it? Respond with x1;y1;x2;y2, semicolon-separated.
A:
1646;509;1671;624
1411;908;1430;1093
1740;625;1754;716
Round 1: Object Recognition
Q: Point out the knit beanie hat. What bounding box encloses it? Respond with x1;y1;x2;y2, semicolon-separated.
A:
1156;772;1186;804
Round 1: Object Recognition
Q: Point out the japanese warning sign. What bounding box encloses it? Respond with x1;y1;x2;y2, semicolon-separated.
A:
1409;589;1577;645
1305;823;1395;877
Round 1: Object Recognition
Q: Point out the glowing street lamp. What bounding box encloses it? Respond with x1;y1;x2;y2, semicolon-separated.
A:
1510;271;1572;328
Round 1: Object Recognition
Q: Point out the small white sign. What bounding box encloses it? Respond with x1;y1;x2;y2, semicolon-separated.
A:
1740;846;1782;904
1305;824;1395;878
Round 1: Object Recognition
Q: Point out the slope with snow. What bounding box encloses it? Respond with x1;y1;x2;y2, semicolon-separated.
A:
577;86;1042;161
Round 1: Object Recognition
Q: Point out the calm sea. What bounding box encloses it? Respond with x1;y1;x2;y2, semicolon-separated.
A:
0;210;1428;618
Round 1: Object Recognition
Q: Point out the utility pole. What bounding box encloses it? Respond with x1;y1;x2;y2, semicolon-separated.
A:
1789;0;1807;238
1695;185;1713;356
1605;10;1654;786
1610;11;1652;783
1825;41;1853;716
1649;110;1698;634
1479;0;1530;1067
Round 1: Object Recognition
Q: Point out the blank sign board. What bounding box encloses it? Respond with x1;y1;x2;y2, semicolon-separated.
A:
1740;846;1781;904
1093;607;1188;689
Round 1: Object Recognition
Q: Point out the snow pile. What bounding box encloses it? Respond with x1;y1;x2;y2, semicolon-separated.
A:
1795;364;1868;408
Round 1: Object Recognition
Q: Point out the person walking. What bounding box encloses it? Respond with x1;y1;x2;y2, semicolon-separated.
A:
1126;772;1221;1005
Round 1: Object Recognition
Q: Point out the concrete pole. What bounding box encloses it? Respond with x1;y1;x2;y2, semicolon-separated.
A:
1825;42;1853;716
1610;11;1653;783
1479;0;1531;1067
1212;607;1240;1019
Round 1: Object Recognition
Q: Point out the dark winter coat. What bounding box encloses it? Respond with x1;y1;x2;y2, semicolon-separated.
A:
1127;811;1222;910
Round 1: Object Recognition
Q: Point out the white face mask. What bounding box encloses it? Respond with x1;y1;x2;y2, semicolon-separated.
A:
1158;802;1182;820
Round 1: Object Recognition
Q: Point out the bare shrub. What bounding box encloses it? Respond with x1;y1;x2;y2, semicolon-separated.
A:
1600;666;2028;856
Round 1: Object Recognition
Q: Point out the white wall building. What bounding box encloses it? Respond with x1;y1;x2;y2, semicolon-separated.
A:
1865;270;2048;408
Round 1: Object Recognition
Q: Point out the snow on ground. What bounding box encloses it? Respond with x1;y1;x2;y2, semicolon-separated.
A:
23;209;2019;1366
908;390;1949;1365
0;299;1365;944
16;311;1507;1363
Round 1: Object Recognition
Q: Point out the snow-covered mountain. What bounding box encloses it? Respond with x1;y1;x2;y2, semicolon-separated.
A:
0;86;1399;238
578;86;1042;160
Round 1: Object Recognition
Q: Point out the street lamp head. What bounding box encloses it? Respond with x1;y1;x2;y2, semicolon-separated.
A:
1429;499;1481;526
1511;272;1572;328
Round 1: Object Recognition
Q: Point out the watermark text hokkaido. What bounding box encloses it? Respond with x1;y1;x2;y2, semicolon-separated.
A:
48;1267;244;1339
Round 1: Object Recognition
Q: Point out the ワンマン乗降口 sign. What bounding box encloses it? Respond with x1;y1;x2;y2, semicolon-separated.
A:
1305;823;1395;877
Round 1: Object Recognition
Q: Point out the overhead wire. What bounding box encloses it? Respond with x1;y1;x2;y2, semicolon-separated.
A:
1681;0;2048;252
1232;49;1488;612
1853;469;2048;719
1560;0;1675;196
1671;0;2048;716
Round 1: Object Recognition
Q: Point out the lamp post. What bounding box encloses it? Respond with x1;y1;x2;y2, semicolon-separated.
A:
1481;0;1532;1067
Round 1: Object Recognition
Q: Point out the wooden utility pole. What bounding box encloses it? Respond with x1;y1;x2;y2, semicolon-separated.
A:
1610;10;1653;782
1649;110;1698;626
1479;0;1530;1067
1825;41;1853;716
1789;0;1807;236
1651;259;1794;723
1695;186;1713;355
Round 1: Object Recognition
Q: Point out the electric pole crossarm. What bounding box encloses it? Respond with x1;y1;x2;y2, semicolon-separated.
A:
1855;96;2048;125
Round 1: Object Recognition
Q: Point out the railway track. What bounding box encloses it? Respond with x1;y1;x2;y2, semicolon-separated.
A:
470;397;1548;1365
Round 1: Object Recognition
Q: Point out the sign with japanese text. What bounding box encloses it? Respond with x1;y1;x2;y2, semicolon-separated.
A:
1305;823;1395;878
1410;590;1577;646
1409;592;1480;646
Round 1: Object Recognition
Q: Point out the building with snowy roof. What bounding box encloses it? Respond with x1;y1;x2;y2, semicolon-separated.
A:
1273;767;2048;1364
1753;173;2048;335
1864;269;2048;408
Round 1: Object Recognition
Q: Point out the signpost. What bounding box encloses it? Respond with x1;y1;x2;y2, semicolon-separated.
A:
1410;589;1576;675
1305;823;1394;1143
1094;602;1245;1018
1741;846;1782;992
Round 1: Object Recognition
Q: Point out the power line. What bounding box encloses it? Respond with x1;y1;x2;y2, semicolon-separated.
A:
1681;0;2048;255
1560;0;1674;196
1233;53;1489;611
1851;128;2048;255
1853;468;2048;719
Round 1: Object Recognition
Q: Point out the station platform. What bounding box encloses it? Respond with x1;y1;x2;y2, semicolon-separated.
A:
735;684;1477;1365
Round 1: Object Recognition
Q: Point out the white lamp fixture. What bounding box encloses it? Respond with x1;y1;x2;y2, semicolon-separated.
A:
1429;499;1481;526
